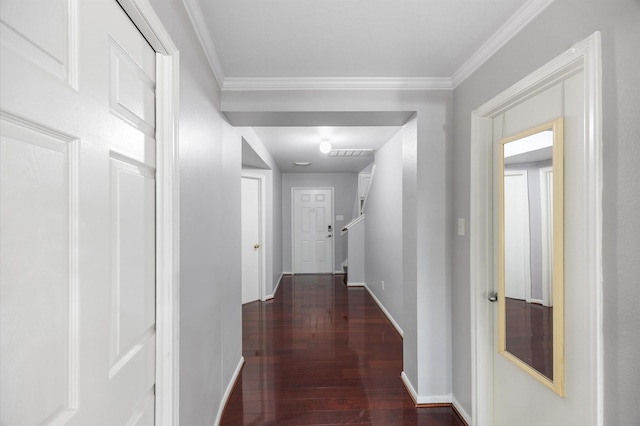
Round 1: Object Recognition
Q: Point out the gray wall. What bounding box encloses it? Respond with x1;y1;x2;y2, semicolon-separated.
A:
149;1;243;424
451;0;640;422
282;173;358;272
364;122;407;330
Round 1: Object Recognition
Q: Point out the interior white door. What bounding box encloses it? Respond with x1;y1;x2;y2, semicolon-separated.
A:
491;75;592;425
1;1;157;424
293;188;333;274
241;176;261;304
503;170;531;301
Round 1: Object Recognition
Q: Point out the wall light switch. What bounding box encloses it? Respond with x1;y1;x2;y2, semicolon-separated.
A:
336;215;344;221
457;218;465;236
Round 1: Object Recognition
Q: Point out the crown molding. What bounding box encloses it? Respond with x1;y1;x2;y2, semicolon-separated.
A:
222;77;452;91
451;0;555;88
181;0;553;92
181;0;226;89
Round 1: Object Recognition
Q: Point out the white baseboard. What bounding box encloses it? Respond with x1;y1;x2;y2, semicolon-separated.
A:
334;270;345;274
214;356;244;426
401;371;418;402
452;395;472;425
264;273;284;300
347;281;365;287
401;371;452;405
363;283;403;337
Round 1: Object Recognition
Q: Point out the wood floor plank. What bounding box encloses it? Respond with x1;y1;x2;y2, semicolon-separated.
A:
220;274;467;425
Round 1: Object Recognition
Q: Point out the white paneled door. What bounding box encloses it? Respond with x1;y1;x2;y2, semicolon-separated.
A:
292;188;333;274
241;176;262;304
490;74;591;425
1;1;157;424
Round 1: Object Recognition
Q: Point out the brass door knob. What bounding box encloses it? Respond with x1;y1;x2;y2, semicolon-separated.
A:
254;243;260;249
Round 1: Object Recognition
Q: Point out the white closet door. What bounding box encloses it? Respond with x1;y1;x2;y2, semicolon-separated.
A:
1;1;157;424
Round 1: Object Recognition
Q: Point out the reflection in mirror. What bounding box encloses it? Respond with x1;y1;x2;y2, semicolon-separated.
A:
499;118;564;396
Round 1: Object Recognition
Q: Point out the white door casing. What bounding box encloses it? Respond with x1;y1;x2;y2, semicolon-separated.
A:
0;0;180;424
241;174;265;304
470;33;603;426
292;188;334;274
539;167;554;307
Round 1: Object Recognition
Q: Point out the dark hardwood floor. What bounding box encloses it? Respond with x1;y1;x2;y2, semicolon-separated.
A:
505;297;553;379
220;274;467;425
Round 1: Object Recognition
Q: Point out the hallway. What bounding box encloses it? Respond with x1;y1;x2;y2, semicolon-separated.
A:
220;274;466;425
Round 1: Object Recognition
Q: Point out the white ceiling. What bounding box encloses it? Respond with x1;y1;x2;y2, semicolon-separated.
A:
198;0;528;79
252;126;402;173
190;0;548;173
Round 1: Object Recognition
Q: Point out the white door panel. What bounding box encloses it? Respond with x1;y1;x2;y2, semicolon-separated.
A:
293;188;333;273
1;1;156;424
0;0;75;85
0;114;79;426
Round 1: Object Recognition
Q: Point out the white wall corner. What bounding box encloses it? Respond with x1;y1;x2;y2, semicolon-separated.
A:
264;273;285;301
401;371;419;403
451;0;556;88
452;395;472;425
401;371;452;405
214;356;244;426
363;284;403;337
181;0;226;89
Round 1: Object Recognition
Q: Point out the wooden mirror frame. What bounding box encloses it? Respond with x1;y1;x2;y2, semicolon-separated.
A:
498;117;565;396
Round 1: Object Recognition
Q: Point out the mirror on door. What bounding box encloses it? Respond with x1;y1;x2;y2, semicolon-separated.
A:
498;118;565;396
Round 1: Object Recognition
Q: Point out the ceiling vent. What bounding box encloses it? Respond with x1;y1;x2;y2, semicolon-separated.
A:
328;149;375;157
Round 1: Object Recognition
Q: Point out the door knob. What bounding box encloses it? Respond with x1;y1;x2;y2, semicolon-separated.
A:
327;234;332;238
254;243;260;249
487;291;498;302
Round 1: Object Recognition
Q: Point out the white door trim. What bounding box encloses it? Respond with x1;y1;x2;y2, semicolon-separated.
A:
469;32;602;426
291;187;335;274
539;166;554;307
115;1;180;425
242;173;267;301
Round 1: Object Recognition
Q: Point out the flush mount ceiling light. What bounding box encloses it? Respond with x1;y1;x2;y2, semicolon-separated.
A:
293;161;311;166
319;140;332;154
